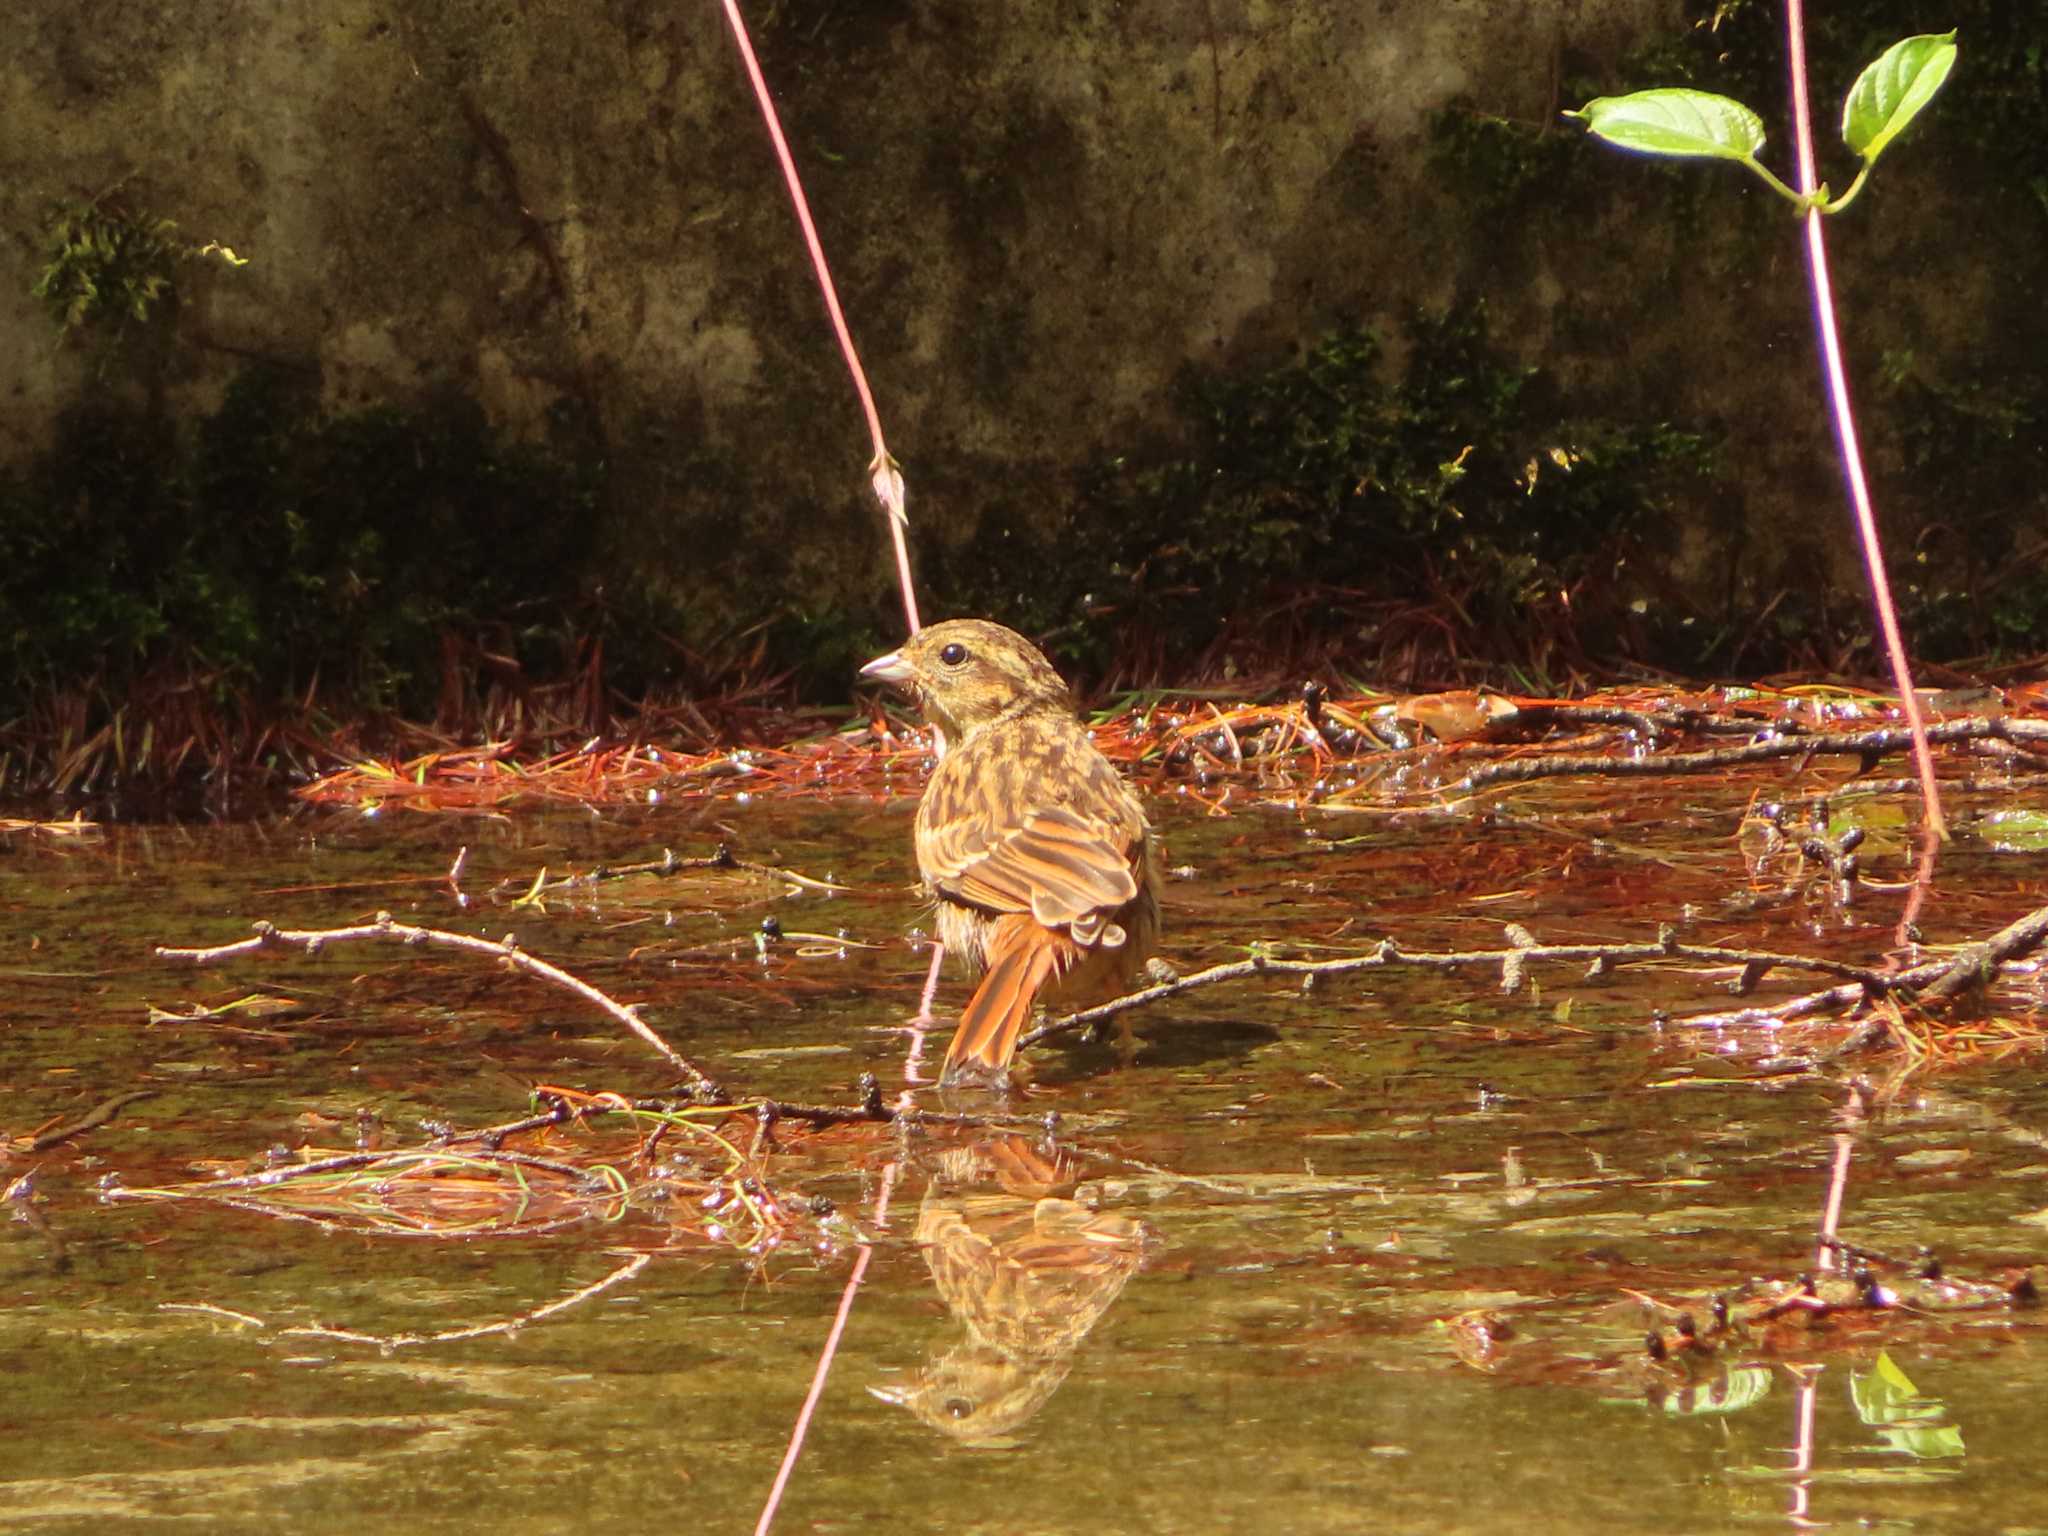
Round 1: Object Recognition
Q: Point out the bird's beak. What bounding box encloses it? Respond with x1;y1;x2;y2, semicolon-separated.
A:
859;649;915;688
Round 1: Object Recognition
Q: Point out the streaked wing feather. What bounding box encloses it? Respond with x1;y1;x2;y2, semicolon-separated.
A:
932;805;1137;929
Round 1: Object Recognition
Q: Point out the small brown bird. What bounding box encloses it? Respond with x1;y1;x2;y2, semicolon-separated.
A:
861;620;1160;1083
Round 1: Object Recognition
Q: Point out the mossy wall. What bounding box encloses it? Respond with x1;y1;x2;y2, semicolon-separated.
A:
2;1;2041;715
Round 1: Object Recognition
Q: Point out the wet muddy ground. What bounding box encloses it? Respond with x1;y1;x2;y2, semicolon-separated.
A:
4;768;2047;1533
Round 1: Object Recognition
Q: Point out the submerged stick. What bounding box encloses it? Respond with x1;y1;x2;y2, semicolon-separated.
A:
23;1090;155;1153
156;914;718;1094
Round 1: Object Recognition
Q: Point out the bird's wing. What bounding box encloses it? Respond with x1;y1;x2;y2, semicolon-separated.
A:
922;802;1138;937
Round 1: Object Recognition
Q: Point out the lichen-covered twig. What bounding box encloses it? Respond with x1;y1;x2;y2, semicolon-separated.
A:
1024;901;2048;1048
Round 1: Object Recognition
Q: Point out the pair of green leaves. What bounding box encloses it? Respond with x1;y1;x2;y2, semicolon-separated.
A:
1566;32;1957;213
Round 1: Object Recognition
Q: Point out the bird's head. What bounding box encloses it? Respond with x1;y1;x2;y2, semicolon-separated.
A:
860;620;1073;744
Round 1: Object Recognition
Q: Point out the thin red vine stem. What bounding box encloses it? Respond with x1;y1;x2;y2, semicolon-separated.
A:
752;1102;911;1536
1785;0;1945;838
719;0;922;636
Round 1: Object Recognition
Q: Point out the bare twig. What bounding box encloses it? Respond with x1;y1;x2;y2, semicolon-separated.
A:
1452;716;2046;795
1683;902;2048;1035
1914;900;2048;1004
1023;931;1901;1048
533;844;848;898
1025;901;2048;1048
156;914;718;1093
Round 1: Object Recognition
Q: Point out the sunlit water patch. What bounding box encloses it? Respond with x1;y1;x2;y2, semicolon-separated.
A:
2;778;2046;1533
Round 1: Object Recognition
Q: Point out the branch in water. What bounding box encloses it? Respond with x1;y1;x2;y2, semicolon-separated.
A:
1023;903;2048;1048
157;914;720;1094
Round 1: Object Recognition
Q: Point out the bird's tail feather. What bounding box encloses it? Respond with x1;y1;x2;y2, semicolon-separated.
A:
943;917;1067;1083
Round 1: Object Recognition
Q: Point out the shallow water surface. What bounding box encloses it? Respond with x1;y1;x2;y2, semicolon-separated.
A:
3;776;2047;1533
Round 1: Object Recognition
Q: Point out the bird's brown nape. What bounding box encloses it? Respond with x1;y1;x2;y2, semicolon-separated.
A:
860;618;1162;1085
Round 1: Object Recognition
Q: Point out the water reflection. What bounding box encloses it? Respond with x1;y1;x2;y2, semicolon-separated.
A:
872;1135;1151;1444
4;796;2046;1532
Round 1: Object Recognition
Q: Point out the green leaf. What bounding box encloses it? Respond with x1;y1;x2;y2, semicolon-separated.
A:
1843;32;1958;164
1850;1352;1967;1459
1978;808;2048;853
1852;1349;1922;1420
1877;1423;1968;1459
1569;89;1766;162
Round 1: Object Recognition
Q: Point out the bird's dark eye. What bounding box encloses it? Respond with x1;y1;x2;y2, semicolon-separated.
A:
938;642;969;666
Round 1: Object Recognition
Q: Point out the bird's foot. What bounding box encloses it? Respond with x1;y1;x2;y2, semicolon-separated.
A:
937;1057;1018;1093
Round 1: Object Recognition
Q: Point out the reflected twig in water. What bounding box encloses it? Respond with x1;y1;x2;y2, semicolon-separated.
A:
754;1005;931;1533
4;1170;69;1269
104;1090;858;1249
0;811;101;838
106;1143;637;1239
1813;1083;1869;1274
161;1251;651;1352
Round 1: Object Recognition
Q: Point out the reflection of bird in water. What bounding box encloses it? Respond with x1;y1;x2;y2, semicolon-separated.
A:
872;1139;1151;1444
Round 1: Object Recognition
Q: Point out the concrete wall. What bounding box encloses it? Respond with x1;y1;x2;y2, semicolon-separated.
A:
1;2;2014;658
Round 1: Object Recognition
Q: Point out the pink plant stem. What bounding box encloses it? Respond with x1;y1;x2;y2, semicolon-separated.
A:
1895;824;1941;950
719;0;922;636
1785;1364;1821;1522
1814;1081;1865;1274
914;941;947;1025
753;1149;905;1536
1784;0;1945;839
1813;1125;1853;1273
898;942;946;1085
753;1229;878;1536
